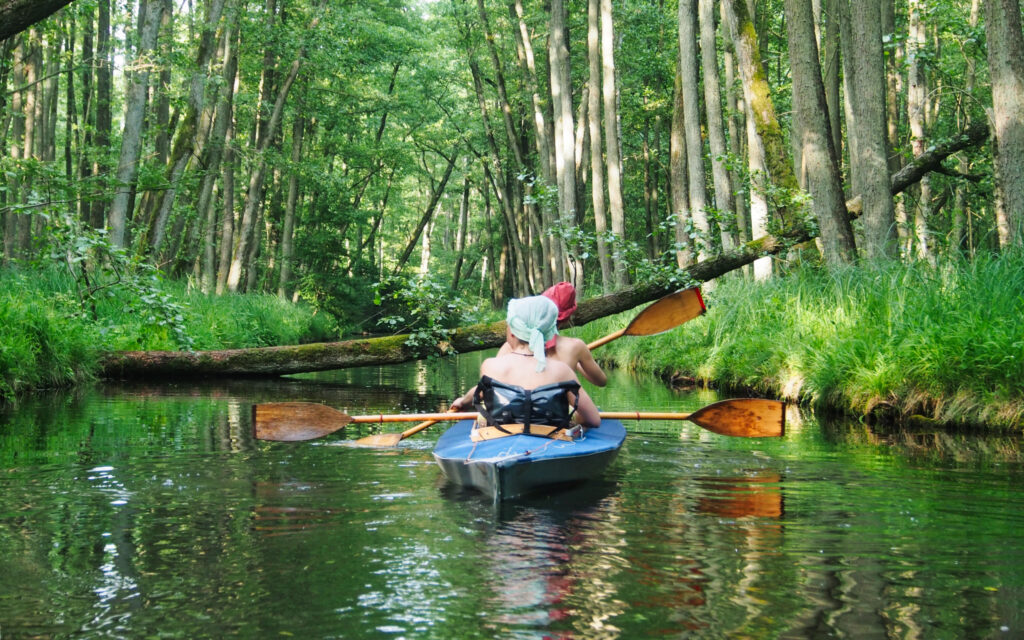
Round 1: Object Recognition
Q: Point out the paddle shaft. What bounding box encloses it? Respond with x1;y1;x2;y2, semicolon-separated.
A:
254;397;785;441
351;410;743;423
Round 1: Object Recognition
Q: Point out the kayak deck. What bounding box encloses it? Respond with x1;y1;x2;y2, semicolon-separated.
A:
432;419;626;501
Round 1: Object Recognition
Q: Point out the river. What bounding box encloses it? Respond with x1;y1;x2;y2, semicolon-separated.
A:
1;353;1022;638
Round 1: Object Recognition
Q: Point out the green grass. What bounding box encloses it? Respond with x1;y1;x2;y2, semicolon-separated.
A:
571;252;1024;431
0;266;337;403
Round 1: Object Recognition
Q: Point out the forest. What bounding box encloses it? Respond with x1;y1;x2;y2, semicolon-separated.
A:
1;0;1023;425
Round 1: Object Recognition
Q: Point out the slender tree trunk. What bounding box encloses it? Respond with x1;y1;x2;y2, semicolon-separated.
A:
76;8;94;223
984;0;1024;247
670;69;693;267
678;0;711;260
600;0;626;285
468;59;531;294
3;37;25;263
394;151;458;272
108;0;164;249
907;0;933;262
452;171;470;290
952;0;981;255
147;0;226;257
216;113;237;295
226;7;321;292
550;0;577;285
90;0;111;230
839;0;896;258
587;0;613;292
201;14;239;293
822;0;842;163
277;112;303;299
509;0;556;285
18;30;40;255
785;0;857;263
721;3;749;243
699;0;736;253
722;0;788;278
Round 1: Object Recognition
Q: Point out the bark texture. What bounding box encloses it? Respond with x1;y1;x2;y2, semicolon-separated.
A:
0;0;74;41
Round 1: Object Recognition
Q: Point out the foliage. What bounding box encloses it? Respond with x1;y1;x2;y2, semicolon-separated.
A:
372;273;482;356
579;252;1024;430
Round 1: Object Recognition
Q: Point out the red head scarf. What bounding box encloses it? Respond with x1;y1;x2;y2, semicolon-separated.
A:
542;282;577;348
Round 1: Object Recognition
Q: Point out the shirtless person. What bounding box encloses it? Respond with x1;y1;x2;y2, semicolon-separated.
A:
497;282;607;387
449;295;601;429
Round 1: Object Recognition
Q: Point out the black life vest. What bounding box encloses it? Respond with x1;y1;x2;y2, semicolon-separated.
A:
473;375;580;434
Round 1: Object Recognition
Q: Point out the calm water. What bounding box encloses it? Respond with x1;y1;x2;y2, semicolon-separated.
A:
1;354;1022;639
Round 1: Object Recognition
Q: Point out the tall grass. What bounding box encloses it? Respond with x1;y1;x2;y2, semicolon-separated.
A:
573;252;1024;430
0;266;336;403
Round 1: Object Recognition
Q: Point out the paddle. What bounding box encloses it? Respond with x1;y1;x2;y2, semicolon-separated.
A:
252;397;786;442
350;287;707;447
586;287;705;350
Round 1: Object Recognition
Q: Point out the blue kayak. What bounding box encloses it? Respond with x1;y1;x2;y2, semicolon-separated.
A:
432;419;626;502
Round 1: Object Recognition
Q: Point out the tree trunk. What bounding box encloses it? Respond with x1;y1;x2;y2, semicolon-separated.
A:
452;171;470;290
550;0;577;284
785;0;856;263
587;0;613;292
277;111;303;299
600;0;626;285
394;150;458;272
468;59;531;294
201;13;239;293
984;0;1024;247
3;37;25;263
90;0;111;230
509;0;556;285
839;0;896;258
147;0;226;258
722;0;779;279
225;7;320;291
215;114;237;295
0;0;74;41
678;0;711;260
698;0;736;253
721;2;749;243
822;0;842;163
670;69;693;267
107;0;163;249
907;0;933;262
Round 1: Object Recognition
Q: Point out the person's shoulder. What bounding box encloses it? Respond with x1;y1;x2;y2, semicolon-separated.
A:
544;359;576;379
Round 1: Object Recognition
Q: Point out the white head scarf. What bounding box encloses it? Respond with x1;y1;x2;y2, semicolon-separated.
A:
506;296;559;372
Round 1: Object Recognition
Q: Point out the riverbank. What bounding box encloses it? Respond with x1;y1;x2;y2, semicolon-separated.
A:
572;253;1024;432
0;267;334;403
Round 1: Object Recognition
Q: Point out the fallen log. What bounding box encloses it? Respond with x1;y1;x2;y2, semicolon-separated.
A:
101;122;988;379
99;233;802;379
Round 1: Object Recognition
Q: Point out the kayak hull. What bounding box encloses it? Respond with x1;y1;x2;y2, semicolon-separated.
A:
432;419;626;501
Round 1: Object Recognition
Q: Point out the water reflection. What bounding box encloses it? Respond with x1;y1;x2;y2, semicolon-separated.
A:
1;362;1023;638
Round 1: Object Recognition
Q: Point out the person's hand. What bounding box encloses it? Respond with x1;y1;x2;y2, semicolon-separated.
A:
448;397;465;412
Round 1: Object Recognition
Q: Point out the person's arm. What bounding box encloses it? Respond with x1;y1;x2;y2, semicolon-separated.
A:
448;386;476;412
572;387;601;428
572;340;608;387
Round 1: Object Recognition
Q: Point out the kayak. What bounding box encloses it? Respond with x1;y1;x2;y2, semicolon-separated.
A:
432;419;626;502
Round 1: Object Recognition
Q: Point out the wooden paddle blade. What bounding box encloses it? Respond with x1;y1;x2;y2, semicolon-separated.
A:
252;402;353;442
623;287;706;337
351;432;405;447
686;398;786;438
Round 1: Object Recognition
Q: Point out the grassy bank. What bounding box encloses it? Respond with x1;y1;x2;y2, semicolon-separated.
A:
0;267;335;403
572;253;1024;431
